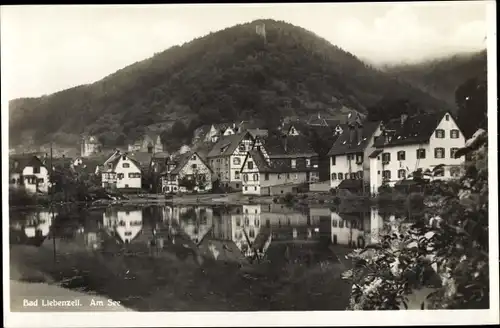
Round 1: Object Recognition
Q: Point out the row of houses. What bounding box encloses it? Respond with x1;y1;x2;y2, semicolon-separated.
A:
9;110;466;197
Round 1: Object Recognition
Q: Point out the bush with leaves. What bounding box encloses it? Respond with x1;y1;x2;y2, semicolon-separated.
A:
342;131;489;310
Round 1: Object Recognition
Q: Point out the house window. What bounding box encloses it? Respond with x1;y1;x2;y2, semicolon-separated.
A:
417;148;426;159
248;161;254;169
117;173;124;179
338;173;343;180
339;220;344;228
38;178;44;183
238;144;245;152
331;173;337;180
435;129;445;138
286;173;290;179
398;169;406;179
350;173;356;179
191;164;197;169
236;217;241;226
450;148;459;158
291;159;296;168
306;159;310;167
243;174;248;182
244;186;248;191
122;162;130;168
265;173;269;180
382;153;391;163
233;158;241;165
347;154;354;160
253;174;259;181
435;148;445;159
382;170;391;180
235;171;240;180
332;220;337;227
445;114;450;121
33;166;40;174
450;166;461;177
277;174;281;180
331;156;336;166
397;151;406;161
356;154;363;164
357;171;363;179
450;129;460;139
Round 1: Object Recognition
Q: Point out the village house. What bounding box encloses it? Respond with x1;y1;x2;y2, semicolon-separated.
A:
128;132;164;153
101;150;143;190
207;131;259;190
369;111;466;194
239;133;319;195
81;135;102;157
327;113;382;191
9;154;50;194
161;151;213;194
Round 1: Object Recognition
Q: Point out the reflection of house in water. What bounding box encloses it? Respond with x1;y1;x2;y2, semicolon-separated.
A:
260;204;320;241
103;208;143;243
11;211;54;246
331;212;369;248
231;205;262;257
330;207;390;247
24;211;54;238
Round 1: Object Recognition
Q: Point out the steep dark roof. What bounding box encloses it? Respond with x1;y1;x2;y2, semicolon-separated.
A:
243;150;314;173
263;134;317;158
167;151;213;175
9;155;45;174
327;121;381;156
338;179;364;191
376;112;445;147
207;132;252;158
368;149;383;159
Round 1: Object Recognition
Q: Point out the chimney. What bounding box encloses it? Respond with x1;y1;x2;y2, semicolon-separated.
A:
357;124;363;144
349;125;355;143
401;113;408;126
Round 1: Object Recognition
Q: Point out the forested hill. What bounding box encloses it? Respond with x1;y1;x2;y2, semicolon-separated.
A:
9;19;451;149
382;50;487;108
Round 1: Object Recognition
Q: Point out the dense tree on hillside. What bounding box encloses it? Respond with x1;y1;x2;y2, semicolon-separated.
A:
366;98;423;122
9;19;451;149
384;50;487;108
455;77;487;138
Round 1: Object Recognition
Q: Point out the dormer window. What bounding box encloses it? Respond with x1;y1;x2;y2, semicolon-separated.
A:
435;129;445;138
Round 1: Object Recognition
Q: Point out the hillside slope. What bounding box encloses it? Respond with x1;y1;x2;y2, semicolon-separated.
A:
382;50;487;107
9;19;451;149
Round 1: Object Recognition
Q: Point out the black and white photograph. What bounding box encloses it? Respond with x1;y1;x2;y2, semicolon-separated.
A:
2;2;498;327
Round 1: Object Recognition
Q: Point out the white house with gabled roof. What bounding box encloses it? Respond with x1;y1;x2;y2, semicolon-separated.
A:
369;111;466;194
101;150;142;189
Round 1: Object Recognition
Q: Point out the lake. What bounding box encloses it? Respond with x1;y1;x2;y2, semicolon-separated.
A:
9;204;386;311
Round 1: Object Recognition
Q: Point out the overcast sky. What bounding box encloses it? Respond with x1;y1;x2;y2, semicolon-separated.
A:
1;2;489;100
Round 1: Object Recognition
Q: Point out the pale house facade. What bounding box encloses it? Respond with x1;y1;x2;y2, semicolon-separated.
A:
207;132;257;190
81;135;102;157
369;112;466;193
101;150;142;189
327;120;382;190
9;155;50;194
